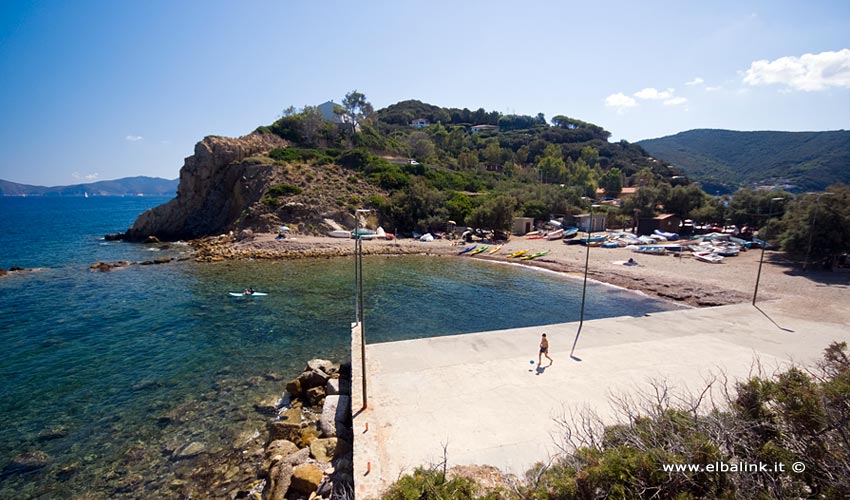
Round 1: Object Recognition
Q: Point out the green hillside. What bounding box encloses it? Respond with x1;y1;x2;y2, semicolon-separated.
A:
637;129;850;194
255;97;685;233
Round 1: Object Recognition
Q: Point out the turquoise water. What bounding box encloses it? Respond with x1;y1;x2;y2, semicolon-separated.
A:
0;197;682;498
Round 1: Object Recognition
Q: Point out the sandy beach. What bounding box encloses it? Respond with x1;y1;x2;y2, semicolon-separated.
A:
194;233;850;325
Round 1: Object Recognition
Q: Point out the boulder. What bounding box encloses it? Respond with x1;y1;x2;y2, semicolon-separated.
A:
265;439;298;461
326;378;340;396
3;450;50;475
262;462;293;500
253;395;281;416
290;463;323;496
306;359;338;375
237;229;254;241
297;369;330;392
284;447;311;466
309;437;338;463
319;395;350;438
285;377;302;397
299;424;319;448
306;386;326;407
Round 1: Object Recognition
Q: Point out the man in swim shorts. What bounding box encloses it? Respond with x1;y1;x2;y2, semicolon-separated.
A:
539;333;553;365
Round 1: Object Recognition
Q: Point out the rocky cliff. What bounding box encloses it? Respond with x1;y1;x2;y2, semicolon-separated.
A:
123;133;384;242
124;134;286;241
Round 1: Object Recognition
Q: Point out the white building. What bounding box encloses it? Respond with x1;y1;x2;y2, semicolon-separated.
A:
470;124;498;133
410;118;429;128
317;100;343;123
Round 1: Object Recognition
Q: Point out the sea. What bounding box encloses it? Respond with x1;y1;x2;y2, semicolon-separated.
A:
0;196;683;498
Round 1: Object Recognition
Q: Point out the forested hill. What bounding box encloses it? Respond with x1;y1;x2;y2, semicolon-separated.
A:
0;176;178;196
637;129;850;194
247;97;686;233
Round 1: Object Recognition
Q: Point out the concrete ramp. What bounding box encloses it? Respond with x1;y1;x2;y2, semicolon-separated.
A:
351;302;850;498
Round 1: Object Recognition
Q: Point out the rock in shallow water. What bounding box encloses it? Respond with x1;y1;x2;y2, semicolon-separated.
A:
3;450;51;475
172;441;206;460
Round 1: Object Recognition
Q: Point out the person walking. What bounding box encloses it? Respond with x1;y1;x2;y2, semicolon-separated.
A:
538;333;553;365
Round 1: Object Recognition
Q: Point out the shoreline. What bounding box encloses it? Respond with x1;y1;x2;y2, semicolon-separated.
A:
187;233;755;309
181;231;850;323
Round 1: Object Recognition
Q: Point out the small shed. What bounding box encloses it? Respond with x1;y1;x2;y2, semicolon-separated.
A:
637;213;681;236
574;213;607;233
512;217;534;236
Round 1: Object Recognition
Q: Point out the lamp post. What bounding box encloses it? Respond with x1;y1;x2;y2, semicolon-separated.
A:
571;203;601;357
752;197;783;306
354;208;371;407
803;192;833;271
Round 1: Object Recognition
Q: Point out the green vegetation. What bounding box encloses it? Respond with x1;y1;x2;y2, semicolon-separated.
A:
266;183;303;197
380;342;850;500
637;129;850;194
261;94;682;234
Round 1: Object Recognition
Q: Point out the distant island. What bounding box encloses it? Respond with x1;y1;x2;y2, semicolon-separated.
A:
0;176;178;197
637;129;850;194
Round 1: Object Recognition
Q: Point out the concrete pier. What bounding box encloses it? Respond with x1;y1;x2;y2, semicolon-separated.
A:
351;301;850;498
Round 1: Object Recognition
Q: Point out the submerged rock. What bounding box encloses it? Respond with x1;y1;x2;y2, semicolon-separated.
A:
3;450;51;475
172;441;206;460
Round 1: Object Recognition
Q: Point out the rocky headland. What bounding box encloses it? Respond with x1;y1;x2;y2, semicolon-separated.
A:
119;133;385;243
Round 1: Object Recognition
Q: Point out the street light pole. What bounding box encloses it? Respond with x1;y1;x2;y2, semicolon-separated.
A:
571;203;600;357
752;197;783;306
354;208;371;407
803;192;833;272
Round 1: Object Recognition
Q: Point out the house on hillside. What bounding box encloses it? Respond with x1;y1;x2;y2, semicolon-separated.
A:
410;118;429;128
637;213;681;236
596;186;639;199
317;100;343;123
470;124;498;133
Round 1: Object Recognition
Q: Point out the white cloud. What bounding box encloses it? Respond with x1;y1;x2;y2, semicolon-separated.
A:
705;85;722;92
743;49;850;91
72;172;99;181
663;97;688;106
685;77;704;86
604;92;637;112
634;87;675;100
125;135;144;142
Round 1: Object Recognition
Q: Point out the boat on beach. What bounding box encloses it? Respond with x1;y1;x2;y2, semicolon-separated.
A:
468;245;489;255
693;251;724;263
457;245;478;255
545;229;565;240
562;227;579;239
488;245;503;254
328;230;351;238
507;249;530;258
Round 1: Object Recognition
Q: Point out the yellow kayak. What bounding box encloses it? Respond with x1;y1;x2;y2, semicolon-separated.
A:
520;250;550;260
488;244;503;254
507;249;529;258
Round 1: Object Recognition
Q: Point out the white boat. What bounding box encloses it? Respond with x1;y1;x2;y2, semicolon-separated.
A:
376;227;386;239
632;245;667;255
692;251;724;263
545;228;565;240
328;230;351;238
419;233;434;242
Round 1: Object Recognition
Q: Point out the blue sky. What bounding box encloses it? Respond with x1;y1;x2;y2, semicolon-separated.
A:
1;0;848;186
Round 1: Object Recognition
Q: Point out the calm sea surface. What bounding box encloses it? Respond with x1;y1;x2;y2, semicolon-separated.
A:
0;196;682;498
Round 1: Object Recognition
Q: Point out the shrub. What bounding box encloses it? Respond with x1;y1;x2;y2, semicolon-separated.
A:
267;183;302;197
